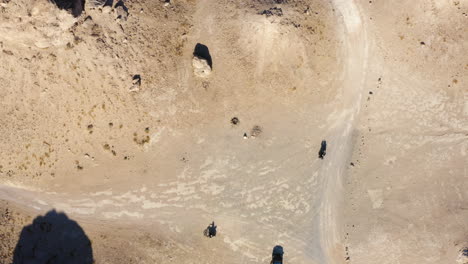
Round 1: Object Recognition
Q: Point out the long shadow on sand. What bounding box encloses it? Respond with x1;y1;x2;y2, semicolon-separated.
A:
11;209;93;264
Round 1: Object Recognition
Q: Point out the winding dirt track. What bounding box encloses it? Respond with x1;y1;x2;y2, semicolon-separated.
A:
318;0;369;263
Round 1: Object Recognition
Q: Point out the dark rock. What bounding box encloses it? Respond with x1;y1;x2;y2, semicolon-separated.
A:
132;75;141;86
259;7;283;17
231;117;239;125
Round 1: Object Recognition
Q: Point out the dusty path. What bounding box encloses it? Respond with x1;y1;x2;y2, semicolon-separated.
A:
318;0;369;263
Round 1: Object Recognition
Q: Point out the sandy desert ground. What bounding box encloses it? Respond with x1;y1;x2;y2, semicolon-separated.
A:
0;0;467;263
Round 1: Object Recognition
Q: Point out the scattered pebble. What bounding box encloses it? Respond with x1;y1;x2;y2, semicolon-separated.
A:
75;160;83;170
259;7;283;17
231;117;239;125
133;75;141;85
130;75;141;92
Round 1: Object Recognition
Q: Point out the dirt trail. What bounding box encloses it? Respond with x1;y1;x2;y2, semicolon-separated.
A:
318;0;369;263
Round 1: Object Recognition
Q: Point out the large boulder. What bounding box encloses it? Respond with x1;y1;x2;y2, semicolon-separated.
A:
192;43;212;77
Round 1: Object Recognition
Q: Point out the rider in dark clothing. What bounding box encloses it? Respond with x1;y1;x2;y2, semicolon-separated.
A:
271;245;284;264
318;140;327;159
208;221;217;238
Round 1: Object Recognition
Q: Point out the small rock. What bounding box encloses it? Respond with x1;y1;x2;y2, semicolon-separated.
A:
129;75;141;92
192;56;212;77
231;117;239;125
132;75;141;85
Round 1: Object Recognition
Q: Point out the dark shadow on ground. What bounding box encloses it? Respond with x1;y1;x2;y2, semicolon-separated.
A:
11;209;93;264
52;0;85;17
115;0;128;12
193;43;213;69
104;0;114;7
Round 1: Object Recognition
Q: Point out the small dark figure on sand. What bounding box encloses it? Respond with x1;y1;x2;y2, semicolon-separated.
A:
271;245;284;264
319;140;327;159
208;221;217;238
